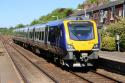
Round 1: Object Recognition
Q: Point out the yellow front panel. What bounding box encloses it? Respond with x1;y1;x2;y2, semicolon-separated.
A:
63;20;98;51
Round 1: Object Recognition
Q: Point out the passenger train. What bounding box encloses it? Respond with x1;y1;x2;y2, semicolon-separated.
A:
13;17;100;67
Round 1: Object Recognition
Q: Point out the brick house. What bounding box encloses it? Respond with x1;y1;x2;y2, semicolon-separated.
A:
72;0;125;26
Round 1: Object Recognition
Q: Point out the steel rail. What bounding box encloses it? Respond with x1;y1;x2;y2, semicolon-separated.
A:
10;43;59;83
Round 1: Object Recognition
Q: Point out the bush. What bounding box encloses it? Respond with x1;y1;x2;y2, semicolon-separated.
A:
120;34;125;51
101;36;116;51
101;17;125;51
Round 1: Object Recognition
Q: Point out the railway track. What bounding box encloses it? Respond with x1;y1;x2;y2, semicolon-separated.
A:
4;44;28;83
10;41;89;83
1;37;57;83
1;36;124;83
12;43;123;83
69;70;122;83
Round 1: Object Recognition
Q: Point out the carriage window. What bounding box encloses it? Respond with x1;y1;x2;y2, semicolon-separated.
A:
31;32;33;39
37;32;39;39
35;32;37;39
39;32;41;40
42;32;44;40
30;32;32;38
38;32;40;40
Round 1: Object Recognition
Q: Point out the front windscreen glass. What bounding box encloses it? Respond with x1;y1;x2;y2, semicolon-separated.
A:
68;21;94;41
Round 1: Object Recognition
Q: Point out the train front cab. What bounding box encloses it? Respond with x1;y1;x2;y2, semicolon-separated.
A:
63;20;99;67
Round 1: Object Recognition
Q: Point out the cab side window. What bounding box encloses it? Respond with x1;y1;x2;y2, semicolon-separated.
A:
48;26;60;42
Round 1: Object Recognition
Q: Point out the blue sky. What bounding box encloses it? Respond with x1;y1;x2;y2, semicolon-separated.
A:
0;0;84;27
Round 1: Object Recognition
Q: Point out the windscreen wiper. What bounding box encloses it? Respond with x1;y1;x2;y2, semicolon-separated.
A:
71;31;80;40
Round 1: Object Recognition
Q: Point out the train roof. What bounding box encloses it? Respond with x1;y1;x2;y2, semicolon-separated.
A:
28;23;47;31
13;26;29;33
46;16;90;26
13;16;91;32
46;20;63;26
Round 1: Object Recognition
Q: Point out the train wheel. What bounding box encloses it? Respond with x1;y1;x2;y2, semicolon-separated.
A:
53;54;58;63
59;58;65;66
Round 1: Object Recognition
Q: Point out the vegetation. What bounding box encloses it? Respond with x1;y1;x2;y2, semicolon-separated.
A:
101;18;125;51
77;4;84;9
15;24;25;29
101;36;116;51
0;27;14;35
86;0;109;4
86;0;98;4
0;8;73;35
31;8;73;25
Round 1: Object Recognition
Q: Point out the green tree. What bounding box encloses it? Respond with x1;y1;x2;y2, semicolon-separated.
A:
86;0;98;4
77;4;84;9
30;19;40;25
86;0;109;5
30;8;73;25
15;24;25;28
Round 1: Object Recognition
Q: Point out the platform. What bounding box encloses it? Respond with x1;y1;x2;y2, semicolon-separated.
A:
0;41;24;83
99;51;125;63
98;51;125;74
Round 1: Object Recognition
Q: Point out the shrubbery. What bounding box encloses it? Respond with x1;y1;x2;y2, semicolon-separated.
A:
120;34;125;51
101;36;116;51
101;18;125;51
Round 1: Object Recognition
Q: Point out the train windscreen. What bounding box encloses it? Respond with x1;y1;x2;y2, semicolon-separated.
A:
68;21;94;41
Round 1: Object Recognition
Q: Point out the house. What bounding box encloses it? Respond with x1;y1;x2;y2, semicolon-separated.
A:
72;0;125;25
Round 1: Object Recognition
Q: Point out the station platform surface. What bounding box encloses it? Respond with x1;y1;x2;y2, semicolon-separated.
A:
99;51;125;63
0;41;23;83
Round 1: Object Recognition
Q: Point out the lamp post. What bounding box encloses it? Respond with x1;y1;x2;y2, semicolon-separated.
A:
52;16;59;20
116;34;120;52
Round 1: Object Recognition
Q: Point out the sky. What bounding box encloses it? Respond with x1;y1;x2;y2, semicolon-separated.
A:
0;0;84;28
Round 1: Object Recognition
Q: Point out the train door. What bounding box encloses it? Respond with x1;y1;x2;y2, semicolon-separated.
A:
27;28;29;39
44;25;49;44
48;26;60;47
55;26;61;48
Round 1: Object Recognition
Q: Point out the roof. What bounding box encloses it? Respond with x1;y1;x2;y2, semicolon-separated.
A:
72;0;125;16
13;16;92;32
47;20;63;26
46;16;91;26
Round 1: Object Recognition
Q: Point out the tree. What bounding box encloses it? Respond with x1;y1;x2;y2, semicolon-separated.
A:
77;4;84;9
86;0;98;4
86;0;110;5
31;8;73;25
30;19;40;25
15;24;25;28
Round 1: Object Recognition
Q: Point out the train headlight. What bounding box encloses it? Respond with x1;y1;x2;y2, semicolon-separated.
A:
67;44;74;49
67;44;75;51
92;44;99;51
93;44;98;48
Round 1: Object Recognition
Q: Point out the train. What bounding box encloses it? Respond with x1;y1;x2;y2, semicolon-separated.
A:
13;17;100;67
